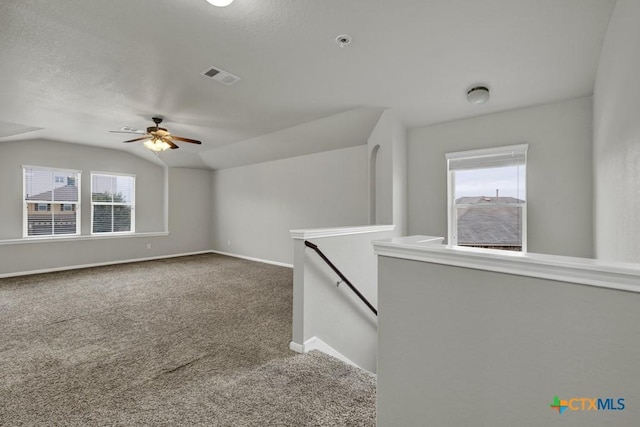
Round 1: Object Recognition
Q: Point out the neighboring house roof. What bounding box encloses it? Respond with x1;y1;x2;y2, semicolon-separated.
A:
26;185;78;202
456;196;524;246
456;196;523;205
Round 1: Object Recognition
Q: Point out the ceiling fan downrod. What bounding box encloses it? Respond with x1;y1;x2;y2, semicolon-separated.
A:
152;117;163;131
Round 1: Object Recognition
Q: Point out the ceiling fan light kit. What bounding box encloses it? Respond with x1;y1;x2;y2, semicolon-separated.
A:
144;138;172;152
206;0;234;7
114;117;202;151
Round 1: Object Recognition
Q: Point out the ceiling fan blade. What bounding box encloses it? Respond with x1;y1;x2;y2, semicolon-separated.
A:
165;139;179;150
123;136;151;143
172;135;202;145
109;130;146;134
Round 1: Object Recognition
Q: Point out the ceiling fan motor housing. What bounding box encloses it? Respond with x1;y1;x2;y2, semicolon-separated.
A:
147;126;168;134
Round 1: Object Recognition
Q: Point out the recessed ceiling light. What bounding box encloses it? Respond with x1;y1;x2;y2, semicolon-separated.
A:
467;85;490;105
206;0;234;7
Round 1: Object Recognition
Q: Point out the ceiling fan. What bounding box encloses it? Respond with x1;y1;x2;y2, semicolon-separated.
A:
110;117;202;152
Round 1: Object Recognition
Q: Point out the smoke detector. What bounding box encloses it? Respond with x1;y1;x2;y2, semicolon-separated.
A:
467;85;490;105
335;34;352;47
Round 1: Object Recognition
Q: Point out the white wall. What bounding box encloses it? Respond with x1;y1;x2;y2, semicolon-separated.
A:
291;227;395;373
392;115;408;236
408;97;593;258
593;0;640;262
0;140;212;276
369;114;393;225
167;167;212;254
367;110;408;234
377;254;640;426
211;145;369;265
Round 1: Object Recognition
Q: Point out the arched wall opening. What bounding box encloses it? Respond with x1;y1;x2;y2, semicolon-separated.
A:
369;144;380;224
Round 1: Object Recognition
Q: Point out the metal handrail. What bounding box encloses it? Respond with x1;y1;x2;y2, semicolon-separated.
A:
304;240;377;316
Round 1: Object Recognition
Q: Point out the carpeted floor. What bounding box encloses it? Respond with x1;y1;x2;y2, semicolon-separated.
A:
0;254;376;426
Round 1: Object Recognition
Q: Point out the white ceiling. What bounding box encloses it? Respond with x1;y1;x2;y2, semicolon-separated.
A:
0;0;615;169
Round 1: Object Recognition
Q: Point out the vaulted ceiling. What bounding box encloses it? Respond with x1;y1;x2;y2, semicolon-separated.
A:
0;0;615;169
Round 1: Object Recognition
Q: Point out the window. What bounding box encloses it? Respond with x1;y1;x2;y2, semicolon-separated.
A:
91;173;135;234
446;144;528;252
23;166;81;237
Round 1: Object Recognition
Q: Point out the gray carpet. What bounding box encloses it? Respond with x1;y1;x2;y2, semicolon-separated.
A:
0;254;376;426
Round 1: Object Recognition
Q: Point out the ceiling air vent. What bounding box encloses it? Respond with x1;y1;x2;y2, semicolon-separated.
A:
200;65;241;86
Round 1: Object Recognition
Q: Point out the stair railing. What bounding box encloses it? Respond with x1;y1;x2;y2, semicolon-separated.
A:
304;240;377;316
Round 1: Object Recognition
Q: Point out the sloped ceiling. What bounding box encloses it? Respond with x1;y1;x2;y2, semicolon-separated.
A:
0;0;616;169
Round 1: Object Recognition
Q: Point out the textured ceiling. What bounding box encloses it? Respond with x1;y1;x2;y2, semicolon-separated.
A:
0;0;616;169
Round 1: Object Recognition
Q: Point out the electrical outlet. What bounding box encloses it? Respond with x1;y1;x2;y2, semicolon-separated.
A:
227;240;231;246
146;243;151;249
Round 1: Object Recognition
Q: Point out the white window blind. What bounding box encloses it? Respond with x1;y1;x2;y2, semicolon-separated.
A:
446;143;528;171
91;173;135;234
23;166;81;237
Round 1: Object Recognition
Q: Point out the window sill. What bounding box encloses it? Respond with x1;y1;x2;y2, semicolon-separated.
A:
0;231;169;246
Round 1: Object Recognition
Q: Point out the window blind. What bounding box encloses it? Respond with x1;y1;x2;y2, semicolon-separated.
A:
23;166;81;237
91;173;135;233
447;144;528;171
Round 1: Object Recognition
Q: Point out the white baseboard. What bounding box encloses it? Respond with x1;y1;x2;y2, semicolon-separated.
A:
289;341;305;353
289;337;361;370
210;250;293;269
1;249;293;278
0;250;212;279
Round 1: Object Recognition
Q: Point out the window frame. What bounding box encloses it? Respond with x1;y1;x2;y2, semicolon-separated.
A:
446;144;528;252
90;172;136;235
22;165;81;238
